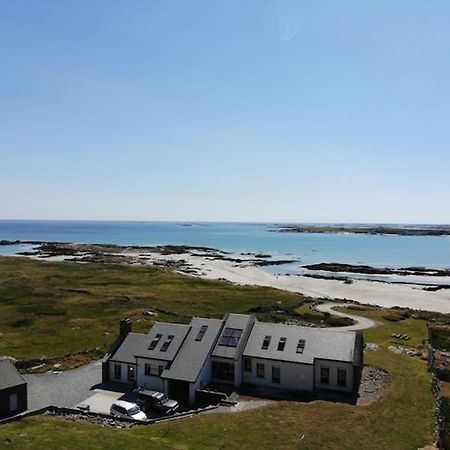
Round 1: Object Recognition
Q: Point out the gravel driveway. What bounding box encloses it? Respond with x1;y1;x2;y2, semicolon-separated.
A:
315;302;377;331
23;360;103;411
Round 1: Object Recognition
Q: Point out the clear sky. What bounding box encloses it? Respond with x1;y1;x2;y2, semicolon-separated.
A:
1;1;449;223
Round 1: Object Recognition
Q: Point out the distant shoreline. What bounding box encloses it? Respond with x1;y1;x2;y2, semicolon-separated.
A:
274;224;450;236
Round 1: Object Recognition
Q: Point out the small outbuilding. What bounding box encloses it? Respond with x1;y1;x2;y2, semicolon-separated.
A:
0;359;27;418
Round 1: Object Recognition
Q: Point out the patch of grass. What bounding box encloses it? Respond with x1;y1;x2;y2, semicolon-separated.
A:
0;257;309;362
429;325;450;351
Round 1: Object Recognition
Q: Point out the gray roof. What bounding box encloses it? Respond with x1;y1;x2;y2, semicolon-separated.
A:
133;322;190;362
0;360;26;390
243;322;357;365
109;333;148;364
211;313;256;360
162;318;223;383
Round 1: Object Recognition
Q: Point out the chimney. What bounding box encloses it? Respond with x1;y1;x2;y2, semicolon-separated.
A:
120;318;132;337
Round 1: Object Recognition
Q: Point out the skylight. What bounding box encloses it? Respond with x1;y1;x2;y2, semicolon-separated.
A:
296;339;305;353
160;335;174;352
218;327;243;347
262;335;271;350
195;325;208;341
148;333;163;350
277;337;287;351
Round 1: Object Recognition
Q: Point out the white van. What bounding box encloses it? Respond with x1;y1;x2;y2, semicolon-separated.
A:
110;400;147;421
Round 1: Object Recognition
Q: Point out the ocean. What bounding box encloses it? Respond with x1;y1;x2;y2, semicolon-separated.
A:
1;220;450;271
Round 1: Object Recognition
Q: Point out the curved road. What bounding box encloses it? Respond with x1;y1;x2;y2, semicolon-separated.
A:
315;303;377;331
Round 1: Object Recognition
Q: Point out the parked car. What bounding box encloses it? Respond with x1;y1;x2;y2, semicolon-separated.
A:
135;388;180;415
110;400;147;421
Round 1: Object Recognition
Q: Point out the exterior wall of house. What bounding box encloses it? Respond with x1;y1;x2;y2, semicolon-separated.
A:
313;359;354;393
0;384;27;418
108;361;136;385
135;358;169;392
242;357;314;391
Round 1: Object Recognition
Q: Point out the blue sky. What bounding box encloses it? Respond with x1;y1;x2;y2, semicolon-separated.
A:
1;1;449;223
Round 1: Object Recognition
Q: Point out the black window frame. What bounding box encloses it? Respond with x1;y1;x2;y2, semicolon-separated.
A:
256;363;265;379
114;363;122;380
337;368;347;387
296;339;305;353
320;366;330;385
160;335;174;352
148;333;163;350
196;325;208;341
212;361;235;383
262;335;271;350
277;337;287;351
127;365;135;381
272;366;280;384
244;357;252;372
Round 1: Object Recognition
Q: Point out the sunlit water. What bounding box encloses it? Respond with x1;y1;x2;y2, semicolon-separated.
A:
0;220;449;270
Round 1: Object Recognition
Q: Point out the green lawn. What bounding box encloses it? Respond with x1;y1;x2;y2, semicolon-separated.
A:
0;256;341;363
0;279;436;449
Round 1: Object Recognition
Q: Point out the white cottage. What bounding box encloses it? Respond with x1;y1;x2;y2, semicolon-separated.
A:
104;313;363;405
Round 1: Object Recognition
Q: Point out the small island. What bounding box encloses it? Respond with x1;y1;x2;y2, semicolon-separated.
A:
273;224;450;236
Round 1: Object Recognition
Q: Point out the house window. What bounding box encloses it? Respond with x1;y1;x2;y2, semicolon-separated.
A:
158;365;164;376
196;325;208;341
262;335;271;350
148;333;163;350
277;337;287;351
114;363;122;380
244;357;252;372
212;361;235;382
320;367;330;385
9;393;18;412
256;363;265;379
296;339;305;353
145;363;151;376
272;366;280;384
127;365;135;381
218;328;243;347
160;335;174;352
337;369;347;387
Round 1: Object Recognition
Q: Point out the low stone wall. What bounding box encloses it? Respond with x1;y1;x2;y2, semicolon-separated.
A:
0;404;219;428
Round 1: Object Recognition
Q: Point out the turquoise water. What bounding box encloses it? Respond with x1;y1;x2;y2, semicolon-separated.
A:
0;220;449;269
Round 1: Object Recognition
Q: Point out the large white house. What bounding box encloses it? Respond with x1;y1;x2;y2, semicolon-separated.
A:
104;313;363;405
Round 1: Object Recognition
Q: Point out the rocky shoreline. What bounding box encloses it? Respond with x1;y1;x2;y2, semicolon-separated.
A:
302;263;450;277
273;225;450;236
0;240;296;272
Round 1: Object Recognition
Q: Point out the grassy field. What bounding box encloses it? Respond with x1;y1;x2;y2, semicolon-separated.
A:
0;256;349;364
0;260;437;449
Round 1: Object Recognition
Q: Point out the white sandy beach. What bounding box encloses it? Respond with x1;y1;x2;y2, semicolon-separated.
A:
24;248;450;314
117;250;450;314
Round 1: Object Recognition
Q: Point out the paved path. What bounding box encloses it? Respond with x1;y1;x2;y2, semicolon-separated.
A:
315;303;377;331
23;359;102;411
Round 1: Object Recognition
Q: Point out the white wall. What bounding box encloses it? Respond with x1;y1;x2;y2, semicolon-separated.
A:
109;361;136;384
242;357;314;391
313;359;354;393
135;358;169;392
